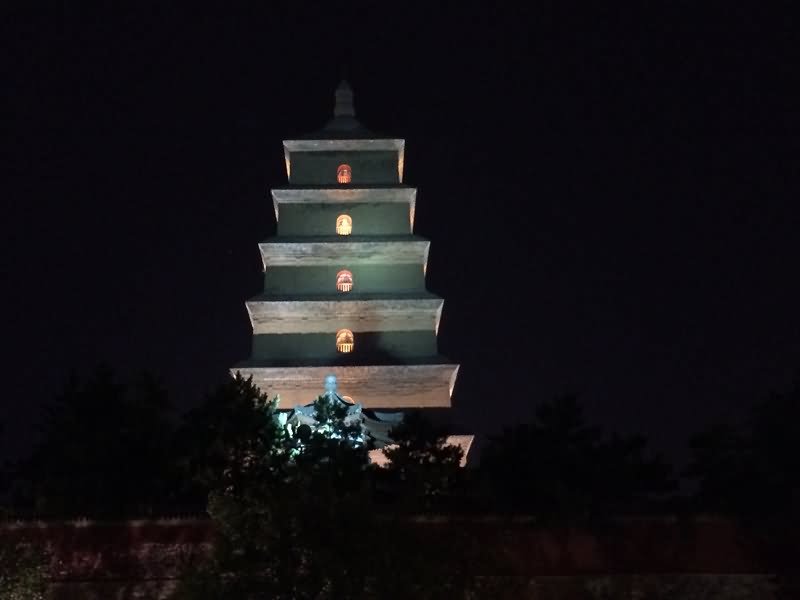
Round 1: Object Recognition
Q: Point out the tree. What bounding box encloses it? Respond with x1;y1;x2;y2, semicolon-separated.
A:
175;371;289;503
687;380;800;517
174;373;377;598
379;410;464;512
10;364;178;517
687;379;800;591
480;395;674;523
0;538;48;600
173;378;515;599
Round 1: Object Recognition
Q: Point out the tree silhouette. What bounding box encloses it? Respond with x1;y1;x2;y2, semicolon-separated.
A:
175;371;287;503
380;410;464;512
687;379;800;517
687;379;800;590
172;378;516;598
174;373;376;598
480;395;675;523
10;364;177;517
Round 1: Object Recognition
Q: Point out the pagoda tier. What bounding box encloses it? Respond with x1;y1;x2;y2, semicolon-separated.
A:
233;362;458;409
271;187;416;234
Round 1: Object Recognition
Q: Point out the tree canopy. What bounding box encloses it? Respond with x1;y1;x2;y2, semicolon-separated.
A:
480;395;675;523
8;364;178;517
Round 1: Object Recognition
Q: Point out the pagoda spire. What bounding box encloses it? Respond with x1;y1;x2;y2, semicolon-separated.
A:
333;79;355;118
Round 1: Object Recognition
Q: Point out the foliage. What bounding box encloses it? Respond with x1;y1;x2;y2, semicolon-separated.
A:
173;374;375;598
9;364;178;517
172;378;511;599
0;541;48;600
289;395;370;480
584;574;778;600
176;371;288;501
380;410;464;511
686;379;800;585
687;379;800;517
480;395;675;523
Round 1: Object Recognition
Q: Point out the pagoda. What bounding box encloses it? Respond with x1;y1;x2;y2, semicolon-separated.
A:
233;82;469;459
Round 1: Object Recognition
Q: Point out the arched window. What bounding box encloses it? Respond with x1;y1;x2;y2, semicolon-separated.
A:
336;214;352;236
337;164;352;184
336;269;353;292
336;329;354;353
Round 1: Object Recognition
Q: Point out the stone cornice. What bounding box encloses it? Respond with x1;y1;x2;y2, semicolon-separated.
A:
246;297;444;334
259;237;430;268
271;187;415;202
283;139;404;152
232;363;459;409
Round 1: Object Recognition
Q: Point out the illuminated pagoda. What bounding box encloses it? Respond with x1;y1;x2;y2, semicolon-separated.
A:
234;81;470;462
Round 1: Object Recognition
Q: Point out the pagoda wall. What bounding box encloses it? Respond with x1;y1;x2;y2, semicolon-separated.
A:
277;202;410;235
289;150;399;185
263;264;425;295
251;331;437;361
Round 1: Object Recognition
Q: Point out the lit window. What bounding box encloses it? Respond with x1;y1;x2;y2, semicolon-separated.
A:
336;329;354;353
337;164;352;184
336;269;353;292
336;214;352;236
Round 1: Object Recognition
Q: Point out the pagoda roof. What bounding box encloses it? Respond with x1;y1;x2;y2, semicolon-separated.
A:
262;234;427;243
234;355;456;368
284;80;402;146
245;294;444;334
258;235;430;268
294;119;380;141
283;137;404;152
231;361;459;409
272;184;415;193
247;291;440;302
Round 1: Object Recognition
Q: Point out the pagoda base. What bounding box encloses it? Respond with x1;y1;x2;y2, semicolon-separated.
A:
231;363;459;409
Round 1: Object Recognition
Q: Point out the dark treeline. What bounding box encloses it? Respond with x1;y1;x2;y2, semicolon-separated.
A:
1;366;799;597
1;364;797;523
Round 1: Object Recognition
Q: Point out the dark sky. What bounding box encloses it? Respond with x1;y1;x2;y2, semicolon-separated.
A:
2;3;799;466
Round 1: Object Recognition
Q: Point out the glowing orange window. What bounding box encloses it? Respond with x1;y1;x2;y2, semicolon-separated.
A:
336;329;354;353
337;164;352;184
336;214;352;236
336;270;353;292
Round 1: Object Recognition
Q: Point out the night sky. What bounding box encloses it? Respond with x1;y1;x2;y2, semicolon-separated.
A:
3;4;799;466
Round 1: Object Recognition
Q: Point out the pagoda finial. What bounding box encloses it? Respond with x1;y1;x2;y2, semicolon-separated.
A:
334;79;355;118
